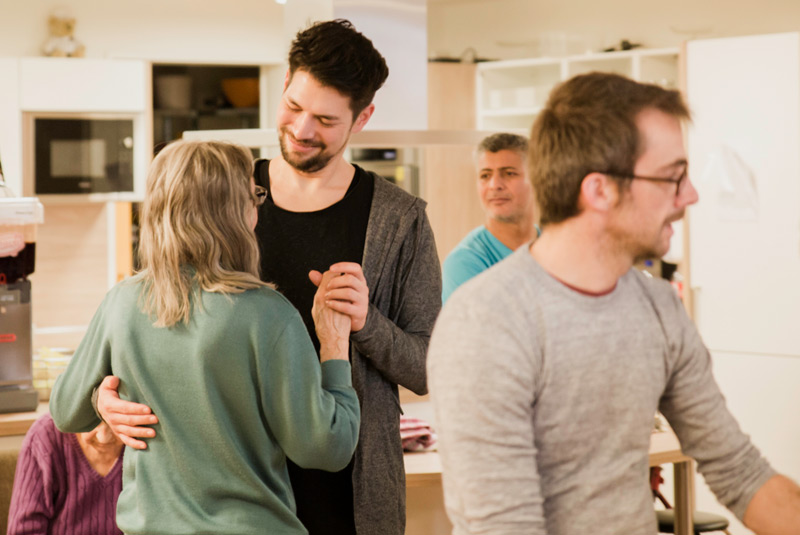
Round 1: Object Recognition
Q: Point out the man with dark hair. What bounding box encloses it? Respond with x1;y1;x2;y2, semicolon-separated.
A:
287;19;389;123
441;132;536;302
95;19;441;535
428;72;800;534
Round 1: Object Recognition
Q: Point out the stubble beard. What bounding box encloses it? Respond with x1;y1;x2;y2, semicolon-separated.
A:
279;128;331;174
279;127;354;175
492;211;523;225
489;200;528;225
632;212;684;263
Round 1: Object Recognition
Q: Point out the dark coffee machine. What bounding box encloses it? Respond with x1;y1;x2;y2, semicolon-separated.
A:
0;196;44;413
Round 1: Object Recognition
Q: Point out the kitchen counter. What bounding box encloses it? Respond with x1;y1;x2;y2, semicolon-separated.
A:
403;428;689;482
404;428;689;484
404;449;442;488
402;428;695;535
0;402;48;437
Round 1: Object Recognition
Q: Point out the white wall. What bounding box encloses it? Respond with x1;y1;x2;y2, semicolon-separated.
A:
694;352;800;534
334;1;428;129
428;0;800;60
682;32;800;535
0;0;285;63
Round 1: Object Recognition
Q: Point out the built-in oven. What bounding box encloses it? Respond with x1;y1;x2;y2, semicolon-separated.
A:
24;113;136;195
349;147;420;197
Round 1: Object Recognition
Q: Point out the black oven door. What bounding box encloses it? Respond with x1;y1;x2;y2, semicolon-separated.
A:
34;118;134;194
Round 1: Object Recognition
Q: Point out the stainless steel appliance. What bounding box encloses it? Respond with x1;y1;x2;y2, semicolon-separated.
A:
350;147;420;197
0;280;38;412
0;198;43;413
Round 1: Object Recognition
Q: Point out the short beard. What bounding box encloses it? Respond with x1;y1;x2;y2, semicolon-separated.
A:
281;146;331;173
278;132;331;174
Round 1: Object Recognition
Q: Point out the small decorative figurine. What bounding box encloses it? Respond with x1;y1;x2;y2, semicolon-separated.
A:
42;8;85;58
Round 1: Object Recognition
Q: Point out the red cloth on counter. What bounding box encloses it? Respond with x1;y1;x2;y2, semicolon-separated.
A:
400;416;437;452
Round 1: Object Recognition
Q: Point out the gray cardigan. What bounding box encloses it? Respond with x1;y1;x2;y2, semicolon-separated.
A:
349;173;442;534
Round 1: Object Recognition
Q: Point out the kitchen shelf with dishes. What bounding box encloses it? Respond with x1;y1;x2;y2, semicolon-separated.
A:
152;63;262;148
476;47;679;130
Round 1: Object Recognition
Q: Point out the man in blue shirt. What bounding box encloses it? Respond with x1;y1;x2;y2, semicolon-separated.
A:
442;133;538;302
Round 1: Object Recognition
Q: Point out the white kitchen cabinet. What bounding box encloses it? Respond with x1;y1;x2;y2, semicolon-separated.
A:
0;58;152;200
19;58;149;113
476;47;679;131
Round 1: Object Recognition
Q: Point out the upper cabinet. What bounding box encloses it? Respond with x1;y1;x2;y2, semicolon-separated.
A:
152;64;265;149
476;47;680;131
19;58;149;113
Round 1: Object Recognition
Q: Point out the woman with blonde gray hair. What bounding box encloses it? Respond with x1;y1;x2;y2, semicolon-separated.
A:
48;139;360;534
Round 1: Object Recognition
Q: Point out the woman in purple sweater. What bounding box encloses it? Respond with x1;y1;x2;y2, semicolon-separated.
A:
7;413;124;535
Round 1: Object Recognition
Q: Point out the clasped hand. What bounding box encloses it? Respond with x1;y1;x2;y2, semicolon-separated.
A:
310;269;352;361
308;262;369;333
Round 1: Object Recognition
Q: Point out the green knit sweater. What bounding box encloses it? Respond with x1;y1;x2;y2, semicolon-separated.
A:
50;279;360;535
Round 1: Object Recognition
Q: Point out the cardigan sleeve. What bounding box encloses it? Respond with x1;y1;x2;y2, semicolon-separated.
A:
351;203;441;395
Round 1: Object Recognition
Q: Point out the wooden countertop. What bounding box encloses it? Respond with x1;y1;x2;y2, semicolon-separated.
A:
404;449;443;488
648;427;691;465
0;402;48;437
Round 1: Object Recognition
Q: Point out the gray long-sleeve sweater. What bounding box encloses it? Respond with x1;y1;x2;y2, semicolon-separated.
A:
428;247;774;535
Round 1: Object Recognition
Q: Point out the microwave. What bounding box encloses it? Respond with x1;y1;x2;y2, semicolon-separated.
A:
25;113;136;195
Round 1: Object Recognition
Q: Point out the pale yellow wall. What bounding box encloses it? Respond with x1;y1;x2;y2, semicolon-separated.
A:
0;0;285;63
428;0;800;60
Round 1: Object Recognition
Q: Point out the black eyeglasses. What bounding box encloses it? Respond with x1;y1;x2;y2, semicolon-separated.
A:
601;163;688;197
253;185;267;206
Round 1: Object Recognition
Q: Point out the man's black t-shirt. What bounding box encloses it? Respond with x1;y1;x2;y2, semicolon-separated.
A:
253;159;373;534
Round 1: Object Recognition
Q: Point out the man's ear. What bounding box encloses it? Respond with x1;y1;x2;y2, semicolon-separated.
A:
351;104;375;134
283;68;291;91
579;172;619;213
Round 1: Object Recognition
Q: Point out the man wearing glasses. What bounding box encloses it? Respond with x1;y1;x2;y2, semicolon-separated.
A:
428;72;800;534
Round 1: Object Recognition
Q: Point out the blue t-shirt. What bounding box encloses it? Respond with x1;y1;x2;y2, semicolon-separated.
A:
441;226;512;303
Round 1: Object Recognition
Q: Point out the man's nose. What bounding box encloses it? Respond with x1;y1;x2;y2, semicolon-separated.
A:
679;175;699;207
292;113;315;140
488;172;503;189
